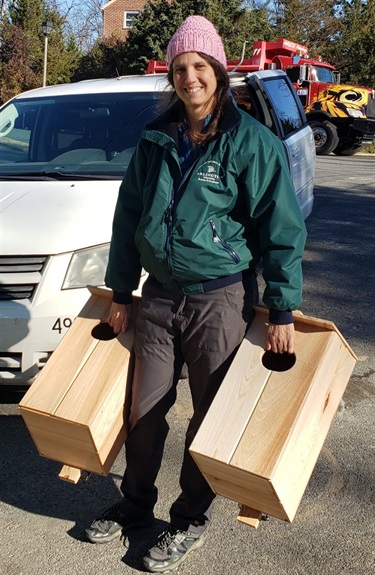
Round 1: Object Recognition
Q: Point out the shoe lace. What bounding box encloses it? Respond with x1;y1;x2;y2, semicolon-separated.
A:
156;526;187;550
100;502;122;521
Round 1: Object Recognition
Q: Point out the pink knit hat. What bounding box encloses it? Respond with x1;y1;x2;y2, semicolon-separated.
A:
166;16;227;70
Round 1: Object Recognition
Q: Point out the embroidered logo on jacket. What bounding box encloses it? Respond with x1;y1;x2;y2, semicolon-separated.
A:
197;161;224;185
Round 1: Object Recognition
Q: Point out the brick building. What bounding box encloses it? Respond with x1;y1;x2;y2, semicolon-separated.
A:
101;0;147;41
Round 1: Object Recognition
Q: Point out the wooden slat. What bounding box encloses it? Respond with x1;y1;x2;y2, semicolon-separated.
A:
21;409;93;447
230;326;335;477
189;313;271;463
54;329;133;426
254;305;357;359
237;506;263;528
90;371;131;452
97;417;127;473
194;453;289;520
87;285;113;298
19;293;112;414
20;409;107;474
24;410;125;476
59;466;83;484
270;339;357;521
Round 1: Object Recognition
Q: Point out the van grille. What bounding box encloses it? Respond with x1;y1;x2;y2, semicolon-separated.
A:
0;256;47;300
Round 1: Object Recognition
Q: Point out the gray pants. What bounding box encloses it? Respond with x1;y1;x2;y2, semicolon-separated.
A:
120;275;257;531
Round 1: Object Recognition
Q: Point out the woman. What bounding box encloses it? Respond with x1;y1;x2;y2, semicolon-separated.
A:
85;15;307;573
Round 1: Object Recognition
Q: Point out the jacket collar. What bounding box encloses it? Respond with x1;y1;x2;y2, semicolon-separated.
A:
144;96;242;144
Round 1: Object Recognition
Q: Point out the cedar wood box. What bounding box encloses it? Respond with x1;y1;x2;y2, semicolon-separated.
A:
19;287;134;482
20;294;356;519
189;307;357;525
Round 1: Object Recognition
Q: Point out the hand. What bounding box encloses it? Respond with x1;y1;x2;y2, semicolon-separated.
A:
106;302;132;334
265;323;295;354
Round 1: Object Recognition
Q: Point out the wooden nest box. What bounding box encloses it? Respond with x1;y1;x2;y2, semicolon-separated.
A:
19;290;356;525
19;287;134;484
189;307;357;527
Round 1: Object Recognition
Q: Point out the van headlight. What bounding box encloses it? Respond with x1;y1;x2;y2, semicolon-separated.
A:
62;244;110;289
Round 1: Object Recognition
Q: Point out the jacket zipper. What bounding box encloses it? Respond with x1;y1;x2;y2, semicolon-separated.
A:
209;219;241;263
164;197;174;274
164;157;201;276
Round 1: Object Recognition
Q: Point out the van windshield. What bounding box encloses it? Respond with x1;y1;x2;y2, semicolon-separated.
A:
0;92;161;179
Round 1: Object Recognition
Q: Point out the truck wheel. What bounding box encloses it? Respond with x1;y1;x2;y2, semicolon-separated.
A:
333;144;361;156
309;120;339;155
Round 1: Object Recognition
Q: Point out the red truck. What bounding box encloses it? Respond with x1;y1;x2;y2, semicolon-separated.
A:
148;37;375;156
243;38;375;155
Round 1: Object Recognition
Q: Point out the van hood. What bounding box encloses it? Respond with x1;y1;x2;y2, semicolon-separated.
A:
0;180;120;255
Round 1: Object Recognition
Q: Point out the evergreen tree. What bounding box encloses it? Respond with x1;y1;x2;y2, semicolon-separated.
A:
72;35;131;81
0;0;81;103
122;0;273;73
39;0;375;89
122;0;203;73
0;23;40;102
330;0;375;87
270;0;340;55
205;0;273;59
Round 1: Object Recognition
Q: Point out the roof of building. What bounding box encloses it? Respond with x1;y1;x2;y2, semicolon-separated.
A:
101;0;119;11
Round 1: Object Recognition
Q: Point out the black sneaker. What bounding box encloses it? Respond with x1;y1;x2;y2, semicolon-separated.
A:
143;524;204;572
85;502;154;544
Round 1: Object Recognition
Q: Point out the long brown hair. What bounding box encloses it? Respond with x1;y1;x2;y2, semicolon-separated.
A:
166;53;230;146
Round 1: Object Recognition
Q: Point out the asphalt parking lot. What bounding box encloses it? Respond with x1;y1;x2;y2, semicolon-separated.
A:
1;154;374;575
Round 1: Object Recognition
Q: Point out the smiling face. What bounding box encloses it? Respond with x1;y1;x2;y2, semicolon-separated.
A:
172;52;218;128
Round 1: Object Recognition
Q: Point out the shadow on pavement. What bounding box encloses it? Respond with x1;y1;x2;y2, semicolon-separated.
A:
0;411;123;536
120;519;169;572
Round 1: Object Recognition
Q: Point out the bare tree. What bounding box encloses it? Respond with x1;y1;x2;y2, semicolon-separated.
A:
49;0;104;50
1;0;9;22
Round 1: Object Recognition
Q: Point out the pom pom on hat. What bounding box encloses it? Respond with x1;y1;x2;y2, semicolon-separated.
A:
167;16;227;70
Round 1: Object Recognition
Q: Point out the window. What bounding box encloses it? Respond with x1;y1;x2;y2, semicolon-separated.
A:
0;93;160;177
124;11;139;29
263;77;304;137
313;66;335;83
232;83;277;134
285;67;301;84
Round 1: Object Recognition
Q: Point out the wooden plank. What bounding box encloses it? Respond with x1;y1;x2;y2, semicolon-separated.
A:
19;293;112;414
21;409;94;447
24;408;122;476
91;369;133;455
95;352;134;469
237;505;263;528
230;326;334;478
21;409;105;474
87;285;113;298
54;330;132;426
255;305;357;359
192;452;288;520
59;465;83;484
97;418;127;473
270;339;356;521
189;313;271;463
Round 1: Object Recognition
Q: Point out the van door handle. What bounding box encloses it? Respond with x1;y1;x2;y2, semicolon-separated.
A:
291;147;300;157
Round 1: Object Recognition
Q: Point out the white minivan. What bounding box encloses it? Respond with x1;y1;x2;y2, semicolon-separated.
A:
0;69;315;386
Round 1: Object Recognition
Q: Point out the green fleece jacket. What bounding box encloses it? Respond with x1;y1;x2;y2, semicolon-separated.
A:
105;98;307;317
